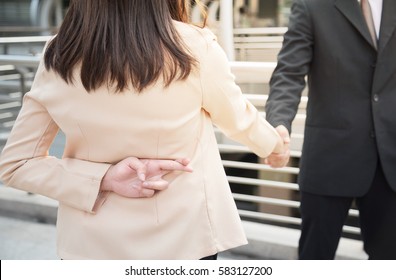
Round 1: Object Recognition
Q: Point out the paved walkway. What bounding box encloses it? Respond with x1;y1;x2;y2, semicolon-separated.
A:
0;215;248;260
0;216;57;260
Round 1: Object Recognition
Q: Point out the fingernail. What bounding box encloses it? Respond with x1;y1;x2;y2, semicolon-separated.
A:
138;173;145;181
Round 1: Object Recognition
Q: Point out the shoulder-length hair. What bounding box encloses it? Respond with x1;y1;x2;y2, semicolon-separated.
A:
44;0;206;92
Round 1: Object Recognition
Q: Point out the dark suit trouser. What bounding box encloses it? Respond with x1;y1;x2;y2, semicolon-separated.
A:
298;162;396;260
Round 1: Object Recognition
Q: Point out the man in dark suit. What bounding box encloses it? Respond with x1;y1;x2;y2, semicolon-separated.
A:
265;0;396;259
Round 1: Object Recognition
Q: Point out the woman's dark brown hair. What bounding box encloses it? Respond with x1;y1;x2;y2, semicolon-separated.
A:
44;0;205;92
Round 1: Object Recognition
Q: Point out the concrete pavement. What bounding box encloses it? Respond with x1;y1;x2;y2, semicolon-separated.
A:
0;215;57;260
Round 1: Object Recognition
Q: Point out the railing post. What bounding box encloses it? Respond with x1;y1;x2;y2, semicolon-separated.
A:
219;0;235;61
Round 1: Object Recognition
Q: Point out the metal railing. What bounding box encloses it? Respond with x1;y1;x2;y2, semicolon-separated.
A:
233;27;287;62
0;36;50;55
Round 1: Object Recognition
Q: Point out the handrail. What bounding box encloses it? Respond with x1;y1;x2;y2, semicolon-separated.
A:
222;160;300;175
229;61;276;83
0;36;51;44
0;27;57;34
0;54;41;67
233;27;286;62
234;27;288;35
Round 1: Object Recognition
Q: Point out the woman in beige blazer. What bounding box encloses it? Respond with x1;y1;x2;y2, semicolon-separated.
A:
0;0;287;259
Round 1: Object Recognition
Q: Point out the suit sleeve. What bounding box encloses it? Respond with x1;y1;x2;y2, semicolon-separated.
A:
200;32;282;158
265;0;314;133
0;74;111;213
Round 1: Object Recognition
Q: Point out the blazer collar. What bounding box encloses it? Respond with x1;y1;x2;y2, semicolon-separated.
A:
334;0;377;50
378;0;396;52
335;0;396;52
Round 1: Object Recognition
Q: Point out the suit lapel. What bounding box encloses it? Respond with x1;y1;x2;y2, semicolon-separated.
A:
334;0;377;50
378;0;396;52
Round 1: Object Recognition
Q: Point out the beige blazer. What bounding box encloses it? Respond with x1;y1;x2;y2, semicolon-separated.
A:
0;21;281;259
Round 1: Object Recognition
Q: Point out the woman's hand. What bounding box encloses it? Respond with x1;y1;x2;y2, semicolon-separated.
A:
266;125;290;168
100;157;192;198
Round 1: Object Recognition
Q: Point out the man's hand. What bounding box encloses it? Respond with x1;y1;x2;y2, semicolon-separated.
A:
266;125;291;168
100;157;192;198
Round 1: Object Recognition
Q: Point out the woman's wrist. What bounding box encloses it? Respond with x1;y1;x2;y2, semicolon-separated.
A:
100;166;114;192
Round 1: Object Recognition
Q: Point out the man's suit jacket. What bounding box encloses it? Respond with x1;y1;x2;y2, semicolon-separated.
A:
0;21;281;259
265;0;396;196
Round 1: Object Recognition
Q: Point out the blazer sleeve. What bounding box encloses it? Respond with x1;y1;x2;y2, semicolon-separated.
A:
265;0;314;133
200;32;282;158
0;64;111;213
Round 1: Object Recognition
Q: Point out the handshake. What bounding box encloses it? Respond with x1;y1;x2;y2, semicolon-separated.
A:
266;125;291;168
